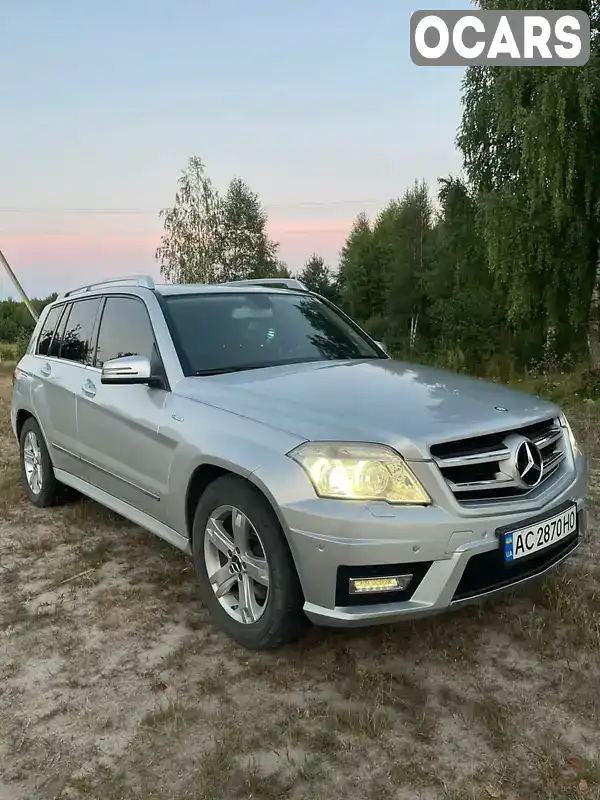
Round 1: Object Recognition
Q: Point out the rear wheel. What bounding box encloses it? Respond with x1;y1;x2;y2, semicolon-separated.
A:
192;475;305;649
19;418;72;507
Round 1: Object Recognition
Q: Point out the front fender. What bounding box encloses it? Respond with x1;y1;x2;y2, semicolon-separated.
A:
160;398;306;538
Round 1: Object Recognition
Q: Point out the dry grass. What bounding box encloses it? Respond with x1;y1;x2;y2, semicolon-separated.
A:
1;373;600;800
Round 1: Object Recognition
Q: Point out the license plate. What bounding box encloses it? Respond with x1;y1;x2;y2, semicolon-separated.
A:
503;504;577;563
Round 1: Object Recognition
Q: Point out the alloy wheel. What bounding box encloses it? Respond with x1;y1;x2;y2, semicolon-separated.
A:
204;504;270;624
23;430;43;495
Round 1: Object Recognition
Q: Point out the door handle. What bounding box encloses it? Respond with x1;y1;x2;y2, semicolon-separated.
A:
41;362;51;377
81;379;96;398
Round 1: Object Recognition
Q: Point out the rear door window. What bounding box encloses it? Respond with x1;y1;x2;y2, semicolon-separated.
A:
58;298;102;365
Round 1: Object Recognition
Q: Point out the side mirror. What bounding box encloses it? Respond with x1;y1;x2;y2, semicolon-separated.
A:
375;340;389;355
101;355;153;385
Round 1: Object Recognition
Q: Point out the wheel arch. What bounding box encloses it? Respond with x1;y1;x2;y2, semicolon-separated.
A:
15;408;35;439
184;461;295;554
185;461;287;540
15;410;53;457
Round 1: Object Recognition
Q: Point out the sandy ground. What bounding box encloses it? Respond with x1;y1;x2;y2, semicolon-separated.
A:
1;368;599;800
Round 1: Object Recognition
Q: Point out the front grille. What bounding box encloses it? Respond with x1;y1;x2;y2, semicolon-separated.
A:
452;525;580;602
335;561;432;606
431;418;568;506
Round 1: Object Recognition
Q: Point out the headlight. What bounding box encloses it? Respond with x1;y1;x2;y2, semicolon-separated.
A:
561;415;580;456
287;442;431;504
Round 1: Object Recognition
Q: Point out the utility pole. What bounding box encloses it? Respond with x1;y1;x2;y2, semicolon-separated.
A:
0;246;38;322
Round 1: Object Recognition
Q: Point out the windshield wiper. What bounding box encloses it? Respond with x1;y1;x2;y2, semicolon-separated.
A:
193;355;382;376
193;366;251;376
193;361;293;375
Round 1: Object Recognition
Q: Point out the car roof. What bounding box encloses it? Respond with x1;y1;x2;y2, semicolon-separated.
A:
54;276;310;303
154;283;302;296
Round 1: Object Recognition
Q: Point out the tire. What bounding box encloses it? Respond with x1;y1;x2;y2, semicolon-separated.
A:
192;474;306;650
19;418;72;507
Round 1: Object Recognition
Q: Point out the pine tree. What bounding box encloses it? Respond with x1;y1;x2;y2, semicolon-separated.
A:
298;254;338;301
338;213;386;327
220;177;280;281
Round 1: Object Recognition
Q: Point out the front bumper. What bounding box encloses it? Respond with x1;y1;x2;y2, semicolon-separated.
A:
302;512;585;627
252;451;588;628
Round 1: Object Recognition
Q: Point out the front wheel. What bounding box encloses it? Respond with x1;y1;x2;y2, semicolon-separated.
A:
192;475;306;649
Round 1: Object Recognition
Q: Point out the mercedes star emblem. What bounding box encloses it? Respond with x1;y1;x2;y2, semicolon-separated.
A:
499;434;545;490
515;439;544;488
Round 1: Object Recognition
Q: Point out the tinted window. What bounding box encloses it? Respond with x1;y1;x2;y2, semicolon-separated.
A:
36;306;63;356
50;305;69;358
59;298;101;364
94;297;156;368
163;292;382;375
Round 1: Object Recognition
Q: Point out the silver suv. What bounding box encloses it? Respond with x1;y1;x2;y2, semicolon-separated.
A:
11;275;588;649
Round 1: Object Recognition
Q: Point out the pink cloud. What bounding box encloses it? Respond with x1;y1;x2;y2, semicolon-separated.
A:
2;232;157;263
267;219;352;267
0;218;353;297
268;218;352;236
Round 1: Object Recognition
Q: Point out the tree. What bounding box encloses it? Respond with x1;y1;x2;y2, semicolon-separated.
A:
155;156;223;284
426;176;505;370
382;181;434;351
458;0;600;363
336;188;435;349
156;156;285;284
220;177;281;281
271;262;293;279
0;294;57;344
337;213;386;329
298;254;338;301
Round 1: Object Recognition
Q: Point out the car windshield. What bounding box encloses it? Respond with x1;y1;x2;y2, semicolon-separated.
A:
162;291;384;375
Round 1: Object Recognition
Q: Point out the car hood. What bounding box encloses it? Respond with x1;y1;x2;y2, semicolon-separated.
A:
174;359;561;460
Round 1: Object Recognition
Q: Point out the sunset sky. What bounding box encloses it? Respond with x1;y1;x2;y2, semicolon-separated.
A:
0;0;470;300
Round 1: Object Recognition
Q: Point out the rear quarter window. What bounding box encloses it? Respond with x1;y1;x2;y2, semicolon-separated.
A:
36;306;63;356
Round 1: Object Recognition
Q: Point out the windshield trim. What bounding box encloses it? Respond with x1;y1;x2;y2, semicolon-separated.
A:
157;290;389;378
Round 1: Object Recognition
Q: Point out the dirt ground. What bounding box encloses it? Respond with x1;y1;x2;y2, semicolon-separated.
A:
1;368;600;800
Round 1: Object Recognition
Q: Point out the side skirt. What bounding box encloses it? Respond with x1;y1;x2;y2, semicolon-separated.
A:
54;467;191;555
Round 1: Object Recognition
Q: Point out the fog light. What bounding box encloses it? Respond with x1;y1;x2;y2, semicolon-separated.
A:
348;575;413;595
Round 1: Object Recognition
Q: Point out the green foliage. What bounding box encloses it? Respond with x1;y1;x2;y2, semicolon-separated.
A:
335;179;501;371
379;181;433;351
425;176;505;369
0;294;55;347
458;0;600;361
297;254;339;302
338;213;386;323
333;0;600;375
15;329;33;361
156;156;281;284
156;156;223;284
219;176;280;280
271;262;293;279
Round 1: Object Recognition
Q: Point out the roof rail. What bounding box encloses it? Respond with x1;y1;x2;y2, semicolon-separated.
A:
59;274;156;299
221;277;308;291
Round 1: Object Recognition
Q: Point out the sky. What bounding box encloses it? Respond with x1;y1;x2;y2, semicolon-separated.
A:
0;0;472;300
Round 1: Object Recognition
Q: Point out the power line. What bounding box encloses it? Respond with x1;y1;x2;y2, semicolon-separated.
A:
0;225;351;237
0;198;386;215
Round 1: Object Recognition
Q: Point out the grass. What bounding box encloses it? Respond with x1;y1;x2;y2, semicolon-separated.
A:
0;339;19;360
0;369;599;800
